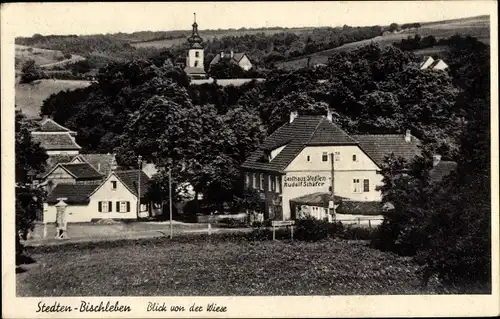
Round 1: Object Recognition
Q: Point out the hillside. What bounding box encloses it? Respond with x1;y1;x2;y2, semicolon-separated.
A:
15;45;86;69
130;27;314;49
276;15;489;70
15;79;91;119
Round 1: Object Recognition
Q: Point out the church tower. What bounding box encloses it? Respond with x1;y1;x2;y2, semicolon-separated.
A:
186;13;204;70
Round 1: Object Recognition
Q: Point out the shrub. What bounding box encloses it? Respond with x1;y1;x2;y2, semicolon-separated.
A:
341;225;378;241
294;217;343;242
20;60;46;83
218;217;248;228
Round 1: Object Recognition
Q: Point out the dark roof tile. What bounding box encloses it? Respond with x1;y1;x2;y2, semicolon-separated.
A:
38;118;75;133
352;134;422;167
47;184;99;204
242;115;357;172
31;133;82;150
59;163;103;179
75;153;115;174
115;170;151;197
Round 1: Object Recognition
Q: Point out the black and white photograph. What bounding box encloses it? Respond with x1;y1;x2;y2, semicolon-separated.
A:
1;1;498;317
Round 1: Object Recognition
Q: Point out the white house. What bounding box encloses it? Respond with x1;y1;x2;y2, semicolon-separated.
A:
44;169;152;223
241;111;423;221
209;51;253;71
420;56;449;71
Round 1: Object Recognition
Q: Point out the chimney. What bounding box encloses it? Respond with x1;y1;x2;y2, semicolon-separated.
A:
405;129;411;143
326;109;333;122
220;51;224;58
290;111;298;123
230;50;234;59
433;154;442;167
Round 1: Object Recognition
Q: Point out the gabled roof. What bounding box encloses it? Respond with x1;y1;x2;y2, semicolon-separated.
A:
38;118;76;134
44;162;103;179
31;132;82;150
114;170;151;197
352;134;422;167
290;192;348;207
184;66;206;75
36;154;76;178
72;153;115;174
46;184;99;204
429;161;457;183
242;115;358;172
209;52;249;65
61;163;103;179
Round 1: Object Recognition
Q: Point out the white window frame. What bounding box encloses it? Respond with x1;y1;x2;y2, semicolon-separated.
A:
252;173;256;189
260;174;265;191
245;173;250;187
101;201;109;213
335;151;341;162
119;201;128;213
353;179;361;193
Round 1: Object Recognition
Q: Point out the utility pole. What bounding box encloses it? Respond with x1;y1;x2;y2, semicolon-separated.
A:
329;152;336;222
137;155;142;219
169;168;173;239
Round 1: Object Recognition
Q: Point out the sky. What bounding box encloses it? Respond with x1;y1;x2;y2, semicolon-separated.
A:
2;1;495;37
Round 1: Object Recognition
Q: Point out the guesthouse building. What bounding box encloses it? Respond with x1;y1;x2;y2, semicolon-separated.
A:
241;111;424;221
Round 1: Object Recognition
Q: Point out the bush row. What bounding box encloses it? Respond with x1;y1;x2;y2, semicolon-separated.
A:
247;216;379;242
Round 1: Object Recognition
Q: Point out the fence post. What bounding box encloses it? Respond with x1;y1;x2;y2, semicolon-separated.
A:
291;225;294;241
368;219;371;228
272;225;276;241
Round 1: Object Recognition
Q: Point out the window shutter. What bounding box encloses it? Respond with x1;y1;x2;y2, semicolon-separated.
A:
98;201;102;212
116;201;120;213
127;201;130;212
109;201;112;212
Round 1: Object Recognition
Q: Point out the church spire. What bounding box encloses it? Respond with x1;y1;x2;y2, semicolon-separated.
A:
188;12;203;46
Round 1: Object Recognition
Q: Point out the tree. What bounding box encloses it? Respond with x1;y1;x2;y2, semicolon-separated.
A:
15;111;47;260
15;111;48;184
388;23;399;33
70;60;91;75
20;59;45;83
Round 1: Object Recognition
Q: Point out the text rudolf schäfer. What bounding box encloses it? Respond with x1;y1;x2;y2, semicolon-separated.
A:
147;302;227;313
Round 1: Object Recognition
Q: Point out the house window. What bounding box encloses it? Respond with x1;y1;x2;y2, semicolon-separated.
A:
352;154;357;162
322;152;328;162
271;175;276;191
116;201;131;213
335;151;340;161
252;173;257;189
363;179;370;192
268;175;272;191
255;173;260;189
111;181;117;190
276;176;281;193
98;201;112;213
260;174;265;191
245;173;250;187
353;179;361;193
307;155;311;162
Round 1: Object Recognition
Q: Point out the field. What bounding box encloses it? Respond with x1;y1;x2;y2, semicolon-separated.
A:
15;45;85;69
15;79;91;119
16;234;452;296
276;15;490;70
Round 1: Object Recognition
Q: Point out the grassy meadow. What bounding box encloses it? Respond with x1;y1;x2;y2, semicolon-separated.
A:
16;234;456;297
15;79;91;119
